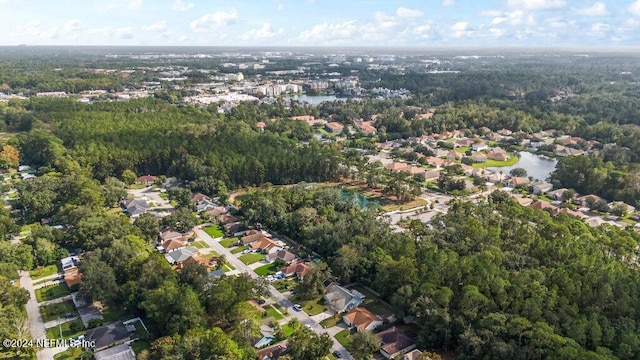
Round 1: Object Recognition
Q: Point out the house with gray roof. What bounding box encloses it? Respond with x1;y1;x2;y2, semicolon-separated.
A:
85;322;131;351
324;284;365;313
122;199;149;218
164;246;199;265
93;343;136;360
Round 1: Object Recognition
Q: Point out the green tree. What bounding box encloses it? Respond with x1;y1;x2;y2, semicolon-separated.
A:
141;280;205;335
78;256;118;303
121;170;137;186
509;168;528;178
296;262;332;301
287;330;333;360
351;330;379;359
134;213;160;243
102;177;127;207
161;207;197;233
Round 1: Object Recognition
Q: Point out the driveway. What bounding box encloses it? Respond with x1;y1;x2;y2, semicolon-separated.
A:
127;186;173;209
195;227;354;360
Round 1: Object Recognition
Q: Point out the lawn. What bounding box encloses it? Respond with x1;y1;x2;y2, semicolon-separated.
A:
30;264;59;280
280;324;296;338
292;295;326;316
204;225;224;238
127;184;147;189
159;192;169;200
320;315;342;328
46;319;85;340
101;305;130;323
230;245;249;254
265;305;284;320
35;283;70;302
192;241;209;249
219;237;239;247
472;156;519;168
272;279;297;292
335;329;355;348
40;300;76;323
223;263;236;272
238;253;265;265
349;285;396;318
254;263;278;276
456;146;470;154
53;347;84;359
379;197;429;212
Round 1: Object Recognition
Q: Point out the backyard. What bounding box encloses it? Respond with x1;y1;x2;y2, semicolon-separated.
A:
35;283;70;302
203;225;224;238
472;156;519;168
335;329;355;349
230;245;249;254
238;253;265;265
46;319;85;340
40;300;76;323
265;305;284;321
349;285;396;319
272;279;297;292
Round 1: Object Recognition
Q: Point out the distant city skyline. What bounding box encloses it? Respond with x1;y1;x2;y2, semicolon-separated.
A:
1;0;639;47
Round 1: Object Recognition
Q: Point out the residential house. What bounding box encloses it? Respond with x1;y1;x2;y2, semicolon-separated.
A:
324;284;365;313
554;145;583;157
135;175;157;185
512;195;534;207
86;322;131;351
192;193;216;212
122;199;149;218
325;122;344;133
250;237;282;254
504;177;530;188
460;164;474;176
557;208;587;219
486;172;506;183
472;141;489;152
354;119;377;135
423;169;441;182
256;340;288;360
241;230;267;245
407;166;426;177
471;153;487;163
547;188;570;201
343;307;383;332
159;229;192;243
377;326;417;359
529;200;557;213
608;201;636;215
266;249;297;264
585;216;622;228
94;343;136;360
164;246;199;265
181;254;210;269
404;349;429;360
385;162;410;172
61;256;81;288
223;222;244;235
576;194;606;206
217;213;238;225
426;156;446;168
486;148;510;161
454;138;474;148
282;263;310;280
531;181;553;195
159;238;186;252
446;150;461;161
256;122;266;132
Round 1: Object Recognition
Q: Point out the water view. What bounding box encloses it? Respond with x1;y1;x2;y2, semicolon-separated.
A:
488;151;558;181
341;189;380;209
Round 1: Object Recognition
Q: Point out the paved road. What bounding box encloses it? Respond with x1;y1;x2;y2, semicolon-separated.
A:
127;186;174;209
19;270;59;360
195;227;354;360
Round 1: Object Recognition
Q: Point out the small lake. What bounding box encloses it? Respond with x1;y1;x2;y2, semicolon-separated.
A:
281;94;349;105
487;151;558;181
341;189;380;209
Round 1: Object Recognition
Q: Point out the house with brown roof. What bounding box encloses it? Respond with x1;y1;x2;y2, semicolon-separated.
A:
354;119;377;135
504;177;530;188
283;263;310;280
385;162;410;172
471;153;487;163
135;175;157;185
547;188;570;201
159;228;192;243
423;169;441;182
343;307;383;332
377;326;417;359
256;122;266;132
256;340;288;360
529;200;557;212
576;194;606;206
180;254;210;269
404;350;430;360
557;208;586;219
325;122;344;133
160;238;186;252
250;237;282;254
266;249;297;264
487;150;510;161
241;230;266;245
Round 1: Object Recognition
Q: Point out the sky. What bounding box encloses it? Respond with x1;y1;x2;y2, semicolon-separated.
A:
1;0;640;47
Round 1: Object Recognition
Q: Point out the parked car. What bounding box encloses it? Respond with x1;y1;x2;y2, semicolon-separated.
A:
293;304;302;311
332;351;343;358
65;312;75;318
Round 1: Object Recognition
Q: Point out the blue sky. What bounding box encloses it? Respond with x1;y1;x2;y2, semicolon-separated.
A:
1;0;639;46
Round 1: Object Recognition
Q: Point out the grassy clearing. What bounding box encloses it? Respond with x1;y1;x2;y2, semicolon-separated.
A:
101;305;130;323
349;285;396;318
238;253;265;265
191;241;209;249
35;283;70;302
230;245;249;254
219;237;239;247
128;184;147;189
30;264;59;280
472;156;519;168
223;263;236;272
456;146;470;154
159;192;169;200
335;329;354;348
281;324;296;338
53;347;83;359
379;197;429;212
40;300;76;323
204;225;224;238
254;263;278;276
46;319;85;340
320;315;342;328
265;305;284;320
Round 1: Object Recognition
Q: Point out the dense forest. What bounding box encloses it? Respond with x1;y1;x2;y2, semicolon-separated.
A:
241;186;640;359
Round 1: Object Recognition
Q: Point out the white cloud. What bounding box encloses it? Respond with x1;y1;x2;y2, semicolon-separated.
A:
442;0;456;6
115;26;134;39
277;3;284;11
506;0;565;11
576;2;608;16
480;10;503;17
171;0;193;11
190;10;237;33
63;19;82;31
489;27;507;37
396;7;423;18
127;0;142;9
629;0;640;16
451;21;474;37
143;21;167;32
591;22;609;32
241;23;283;40
298;20;358;42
